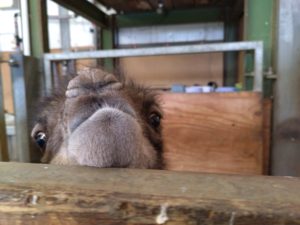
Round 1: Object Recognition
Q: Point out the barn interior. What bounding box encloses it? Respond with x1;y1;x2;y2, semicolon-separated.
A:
0;0;300;224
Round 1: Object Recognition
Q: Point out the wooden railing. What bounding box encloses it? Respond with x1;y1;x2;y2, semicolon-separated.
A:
0;162;299;224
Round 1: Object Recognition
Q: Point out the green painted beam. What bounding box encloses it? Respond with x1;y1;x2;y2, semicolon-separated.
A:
101;18;115;71
51;0;107;27
224;7;239;86
28;0;49;57
101;29;114;71
116;8;224;27
244;0;275;96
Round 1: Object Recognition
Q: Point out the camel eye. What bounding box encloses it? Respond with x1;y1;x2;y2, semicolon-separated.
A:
149;113;161;128
35;132;47;150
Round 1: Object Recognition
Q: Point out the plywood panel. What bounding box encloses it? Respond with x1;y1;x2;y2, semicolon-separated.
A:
161;92;264;175
119;53;223;88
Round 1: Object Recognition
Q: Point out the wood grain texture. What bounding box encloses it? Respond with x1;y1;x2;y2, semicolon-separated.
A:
119;53;223;88
0;52;14;113
0;162;299;225
161;92;264;175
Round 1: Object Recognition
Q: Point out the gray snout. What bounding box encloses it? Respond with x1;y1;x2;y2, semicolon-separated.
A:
67;107;143;167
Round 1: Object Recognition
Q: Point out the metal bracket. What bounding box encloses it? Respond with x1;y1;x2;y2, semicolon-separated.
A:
0;58;18;67
245;67;277;80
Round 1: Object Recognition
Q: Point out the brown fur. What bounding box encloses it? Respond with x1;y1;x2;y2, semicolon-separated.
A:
31;68;164;169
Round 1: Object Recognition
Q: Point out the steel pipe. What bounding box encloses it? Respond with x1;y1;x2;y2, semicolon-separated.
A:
44;41;264;93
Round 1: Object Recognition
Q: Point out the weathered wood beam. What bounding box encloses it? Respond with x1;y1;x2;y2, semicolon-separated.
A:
0;162;300;224
51;0;107;27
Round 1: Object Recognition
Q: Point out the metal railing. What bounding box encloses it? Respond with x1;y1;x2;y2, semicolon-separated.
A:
44;41;264;93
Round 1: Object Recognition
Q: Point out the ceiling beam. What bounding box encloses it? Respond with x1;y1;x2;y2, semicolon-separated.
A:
95;0;118;11
231;0;244;20
51;0;107;27
146;0;156;10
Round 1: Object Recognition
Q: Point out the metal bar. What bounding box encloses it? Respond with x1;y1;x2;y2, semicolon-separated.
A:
44;58;52;94
44;41;264;92
59;6;71;52
51;0;107;27
20;0;31;55
272;0;300;176
44;41;262;59
10;54;30;162
253;42;264;92
28;0;49;57
9;54;40;162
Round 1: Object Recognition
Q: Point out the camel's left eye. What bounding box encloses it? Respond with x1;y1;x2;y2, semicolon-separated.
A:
149;113;161;128
35;132;47;150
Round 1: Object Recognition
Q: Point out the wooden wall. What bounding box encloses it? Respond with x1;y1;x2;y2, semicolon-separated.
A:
161;92;267;175
119;53;223;88
50;52;224;89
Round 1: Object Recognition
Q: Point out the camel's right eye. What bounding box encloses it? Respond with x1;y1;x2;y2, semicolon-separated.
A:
35;132;47;150
149;113;161;128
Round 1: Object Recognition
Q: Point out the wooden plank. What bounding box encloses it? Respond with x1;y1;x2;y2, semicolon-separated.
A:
0;162;299;224
0;52;14;113
161;92;264;175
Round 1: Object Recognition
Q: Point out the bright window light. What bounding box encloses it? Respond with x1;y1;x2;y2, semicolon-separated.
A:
0;0;14;8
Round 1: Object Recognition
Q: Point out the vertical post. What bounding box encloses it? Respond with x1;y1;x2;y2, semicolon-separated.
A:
244;0;275;96
223;8;238;86
28;0;49;98
20;0;31;56
28;0;49;57
0;60;9;161
58;5;76;77
59;6;71;52
272;0;300;176
10;54;40;162
101;17;114;72
253;42;264;92
9;54;30;162
44;58;53;95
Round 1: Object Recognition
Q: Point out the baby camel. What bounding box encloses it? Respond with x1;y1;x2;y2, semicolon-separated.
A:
31;68;164;169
